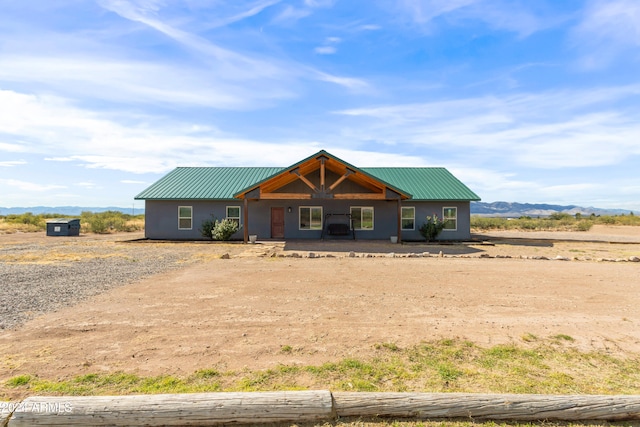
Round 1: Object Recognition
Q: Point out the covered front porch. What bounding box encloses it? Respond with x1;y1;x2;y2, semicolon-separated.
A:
235;151;409;243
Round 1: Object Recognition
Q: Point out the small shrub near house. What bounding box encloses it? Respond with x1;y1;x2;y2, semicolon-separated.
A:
212;219;240;240
419;214;445;242
200;215;216;239
201;216;240;241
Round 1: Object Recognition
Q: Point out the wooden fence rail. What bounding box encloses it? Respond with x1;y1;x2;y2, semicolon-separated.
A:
2;391;333;427
2;391;640;426
333;392;640;421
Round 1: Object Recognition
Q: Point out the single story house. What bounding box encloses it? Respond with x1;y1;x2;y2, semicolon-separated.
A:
135;150;480;242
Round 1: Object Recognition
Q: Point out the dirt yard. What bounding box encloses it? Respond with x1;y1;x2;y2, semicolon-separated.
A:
1;225;640;393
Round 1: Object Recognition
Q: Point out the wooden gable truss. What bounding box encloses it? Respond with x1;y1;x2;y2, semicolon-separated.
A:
234;151;411;243
235;153;410;201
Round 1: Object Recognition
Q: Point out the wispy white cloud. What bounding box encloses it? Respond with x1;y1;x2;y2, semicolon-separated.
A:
399;0;478;24
0;86;420;179
97;0;365;93
452;168;530;190
0;178;66;192
392;0;549;37
0;160;27;167
460;1;549;37
0;89;357;174
272;5;312;23
313;71;369;91
271;0;334;23
0;0;367;122
44;157;75;162
0;55;294;110
571;0;640;69
99;0;287;80
0;142;29;153
0;90;221;173
304;0;335;7
200;0;281;30
449;167;537;201
76;182;100;189
315;36;341;54
449;167;614;206
335;85;640;168
542;182;602;195
315;46;337;54
0;185;85;207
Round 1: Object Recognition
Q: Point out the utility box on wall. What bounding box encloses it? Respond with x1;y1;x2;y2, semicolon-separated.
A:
46;219;81;236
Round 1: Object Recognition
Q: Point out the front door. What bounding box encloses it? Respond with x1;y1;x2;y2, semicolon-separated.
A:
271;207;285;239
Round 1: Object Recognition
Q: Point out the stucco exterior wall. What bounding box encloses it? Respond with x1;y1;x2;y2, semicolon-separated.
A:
144;199;472;241
144;200;244;240
400;201;472;241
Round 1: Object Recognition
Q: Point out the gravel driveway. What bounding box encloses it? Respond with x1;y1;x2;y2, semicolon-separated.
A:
0;233;232;330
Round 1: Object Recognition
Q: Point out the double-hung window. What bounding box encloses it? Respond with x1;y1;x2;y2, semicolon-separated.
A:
351;206;374;230
226;206;241;226
178;206;192;230
443;207;457;231
299;206;322;230
401;207;415;230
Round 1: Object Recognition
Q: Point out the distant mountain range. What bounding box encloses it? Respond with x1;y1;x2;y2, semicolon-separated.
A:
0;203;632;217
0;206;145;216
471;201;631;217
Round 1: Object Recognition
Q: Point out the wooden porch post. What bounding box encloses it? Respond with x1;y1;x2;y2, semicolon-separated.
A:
243;198;249;243
397;199;402;243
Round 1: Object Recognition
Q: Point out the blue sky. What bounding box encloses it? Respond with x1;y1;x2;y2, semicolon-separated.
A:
1;0;639;211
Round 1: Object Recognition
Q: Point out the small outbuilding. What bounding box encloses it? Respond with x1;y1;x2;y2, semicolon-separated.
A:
46;218;81;236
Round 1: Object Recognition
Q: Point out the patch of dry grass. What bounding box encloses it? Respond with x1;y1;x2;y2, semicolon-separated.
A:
0;219;41;234
5;338;639;398
0;250;133;264
471;214;640;231
0;214;145;234
4;339;638;427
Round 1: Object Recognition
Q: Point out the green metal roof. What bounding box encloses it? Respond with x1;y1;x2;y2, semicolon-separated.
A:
363;167;480;201
136;162;480;202
135;167;284;200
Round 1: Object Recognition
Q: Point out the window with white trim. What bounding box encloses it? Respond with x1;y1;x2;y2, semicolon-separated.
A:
350;206;374;230
299;206;322;230
401;207;415;230
226;206;241;226
178;206;192;230
443;207;457;231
